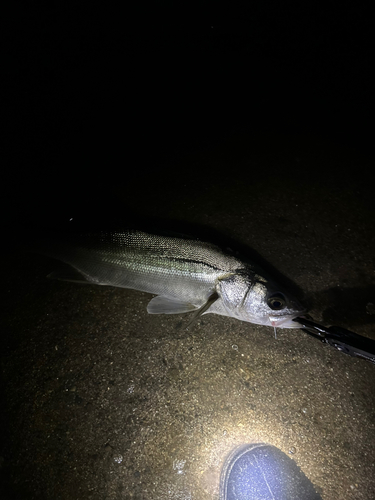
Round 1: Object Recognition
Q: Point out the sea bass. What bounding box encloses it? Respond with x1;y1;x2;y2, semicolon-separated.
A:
37;230;305;329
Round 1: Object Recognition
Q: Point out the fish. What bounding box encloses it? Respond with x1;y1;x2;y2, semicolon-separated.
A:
35;230;305;329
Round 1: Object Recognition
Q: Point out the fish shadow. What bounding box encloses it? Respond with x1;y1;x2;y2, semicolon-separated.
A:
304;285;375;329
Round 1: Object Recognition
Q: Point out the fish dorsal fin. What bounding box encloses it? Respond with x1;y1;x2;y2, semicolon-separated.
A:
147;296;197;314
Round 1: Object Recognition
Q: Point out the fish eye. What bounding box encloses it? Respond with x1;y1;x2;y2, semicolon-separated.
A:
267;292;286;310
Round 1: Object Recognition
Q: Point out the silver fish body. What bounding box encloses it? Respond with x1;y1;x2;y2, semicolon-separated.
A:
39;230;305;328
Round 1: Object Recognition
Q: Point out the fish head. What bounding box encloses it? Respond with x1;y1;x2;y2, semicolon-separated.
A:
218;271;306;328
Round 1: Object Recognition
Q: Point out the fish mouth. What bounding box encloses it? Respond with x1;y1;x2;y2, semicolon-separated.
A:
269;312;306;329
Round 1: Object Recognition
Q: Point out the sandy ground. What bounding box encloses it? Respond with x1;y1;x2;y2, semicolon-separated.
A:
1;134;375;499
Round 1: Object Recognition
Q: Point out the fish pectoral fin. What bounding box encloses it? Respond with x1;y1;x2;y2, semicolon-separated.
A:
185;291;219;329
47;267;92;284
147;296;197;315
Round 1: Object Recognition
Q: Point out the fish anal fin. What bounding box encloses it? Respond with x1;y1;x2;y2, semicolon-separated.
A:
47;267;92;284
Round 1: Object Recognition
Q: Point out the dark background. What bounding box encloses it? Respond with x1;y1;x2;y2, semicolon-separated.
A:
2;3;375;499
3;2;374;230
